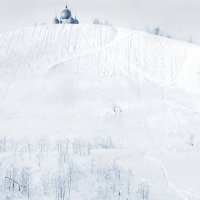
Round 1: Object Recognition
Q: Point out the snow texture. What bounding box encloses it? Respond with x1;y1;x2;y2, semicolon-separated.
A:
0;24;200;200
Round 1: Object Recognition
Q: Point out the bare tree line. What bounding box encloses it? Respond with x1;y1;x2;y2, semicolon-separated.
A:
0;136;150;200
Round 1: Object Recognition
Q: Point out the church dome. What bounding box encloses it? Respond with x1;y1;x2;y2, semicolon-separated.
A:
53;17;60;24
61;7;71;19
67;16;75;24
74;18;79;24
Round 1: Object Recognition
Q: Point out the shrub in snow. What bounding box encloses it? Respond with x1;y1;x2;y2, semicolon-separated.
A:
146;26;171;38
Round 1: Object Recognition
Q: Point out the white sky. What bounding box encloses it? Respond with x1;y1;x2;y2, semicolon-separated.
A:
0;0;199;44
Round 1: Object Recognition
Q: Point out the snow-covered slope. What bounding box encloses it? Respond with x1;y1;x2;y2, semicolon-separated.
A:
1;24;200;93
1;24;200;200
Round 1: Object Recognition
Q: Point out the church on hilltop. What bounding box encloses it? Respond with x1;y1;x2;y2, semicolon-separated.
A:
53;4;79;24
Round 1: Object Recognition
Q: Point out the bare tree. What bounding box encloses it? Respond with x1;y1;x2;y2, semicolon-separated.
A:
137;182;150;200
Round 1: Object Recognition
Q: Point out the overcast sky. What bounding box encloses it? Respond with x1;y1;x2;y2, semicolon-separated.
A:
0;0;199;44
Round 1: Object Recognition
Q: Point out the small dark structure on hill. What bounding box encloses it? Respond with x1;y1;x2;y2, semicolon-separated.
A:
53;4;79;24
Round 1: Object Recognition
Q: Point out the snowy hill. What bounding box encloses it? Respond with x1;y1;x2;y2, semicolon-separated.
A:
1;25;200;93
0;24;200;200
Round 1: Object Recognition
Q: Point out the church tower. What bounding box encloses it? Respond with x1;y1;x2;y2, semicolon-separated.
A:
53;2;79;24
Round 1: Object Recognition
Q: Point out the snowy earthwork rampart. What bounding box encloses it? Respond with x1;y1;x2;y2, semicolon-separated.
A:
0;24;200;94
1;24;200;200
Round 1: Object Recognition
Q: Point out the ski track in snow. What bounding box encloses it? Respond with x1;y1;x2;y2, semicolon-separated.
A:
146;155;189;200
